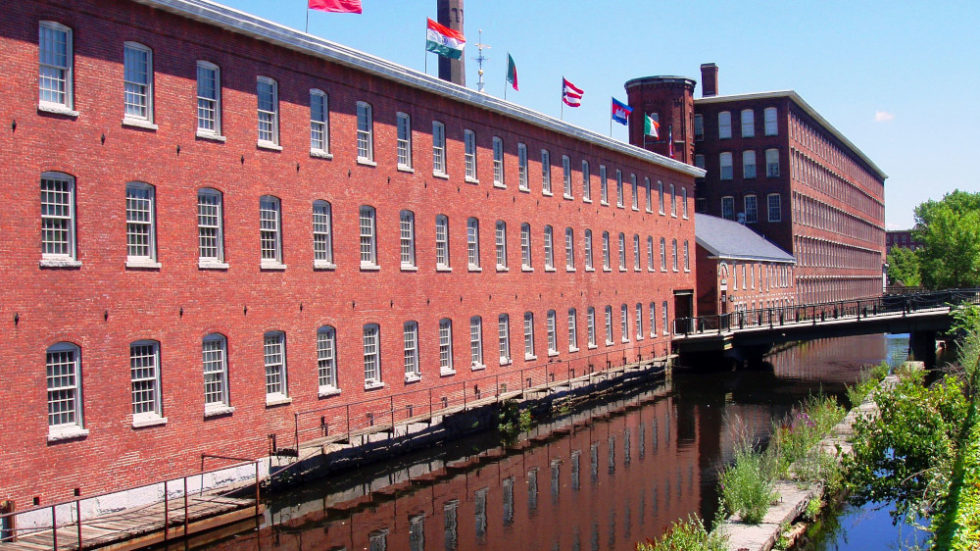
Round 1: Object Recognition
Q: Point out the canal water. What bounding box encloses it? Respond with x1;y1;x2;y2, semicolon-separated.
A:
193;333;904;551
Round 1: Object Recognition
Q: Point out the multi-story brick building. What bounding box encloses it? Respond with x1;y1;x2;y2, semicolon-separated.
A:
0;0;700;512
626;64;886;305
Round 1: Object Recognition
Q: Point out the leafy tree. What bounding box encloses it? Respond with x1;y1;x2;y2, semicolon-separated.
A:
912;190;980;289
887;246;921;287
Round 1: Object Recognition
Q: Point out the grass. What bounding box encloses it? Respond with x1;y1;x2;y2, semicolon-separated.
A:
719;444;777;524
635;515;727;551
846;361;890;408
770;394;846;481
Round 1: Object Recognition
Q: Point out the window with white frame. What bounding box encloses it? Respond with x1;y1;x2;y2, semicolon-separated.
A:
495;221;507;269
520;223;532;269
498;314;511;364
357;101;373;162
125;182;157;266
764;107;778;136
670;183;677;216
196;61;221;136
470;316;484;368
682;187;689;219
546;310;558;354
41;172;77;264
313;200;334;268
198;188;225;265
260;196;283;266
582;161;591;201
363;324;381;386
492;136;504;186
256;77;279;146
567;308;578;351
631;174;638;210
439;318;454;374
130;340;162;422
618;232;626;270
400;210;416;268
720;152;733;180
745;194;759;223
601;231;611;270
403;321;420;380
615;170;624;207
649;302;657;337
635;303;643;340
633;234;641;271
766;148;780;177
721;196;735;220
263;331;287;401
543;226;555;269
660;237;667;271
620;304;629;342
433;121;447;175
39;22;73;112
657;181;665;214
310;89;329;155
662;301;669;335
604;306;614;345
317;326;338;392
46;342;84;434
436;214;450;269
646;236;654;271
564;228;575;270
768;193;782;222
586;307;596;347
718;111;732;139
584;229;594;270
645;177;653;212
523;312;536;359
123;42;153;124
359;205;377;268
397;112;412;169
562;155;572;198
672;239;679;271
599;165;608;204
464;129;477;181
541;149;552;194
202;334;229;410
741;109;755;138
693;114;703;141
684;240;690;271
467;217;480;269
517;143;529;190
743;150;757;179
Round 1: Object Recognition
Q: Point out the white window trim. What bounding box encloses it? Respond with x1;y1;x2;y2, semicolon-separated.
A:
202;334;232;415
439;319;456;376
197;188;227;268
463;129;478;183
130;340;166;427
46;342;88;441
263;332;290;405
396;112;413;171
363;324;384;389
433;121;448;178
260;196;286;270
313;200;336;270
196;61;223;140
359;206;378;270
317;326;341;397
125;182;161;269
256;76;280;149
122;42;156;129
309;88;331;158
40;172;82;268
38;21;77;116
356;101;375;163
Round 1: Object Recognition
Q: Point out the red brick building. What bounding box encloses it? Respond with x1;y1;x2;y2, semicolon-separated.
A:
0;0;700;512
626;64;886;305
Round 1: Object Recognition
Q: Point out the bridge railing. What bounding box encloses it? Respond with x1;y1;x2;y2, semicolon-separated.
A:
673;288;980;337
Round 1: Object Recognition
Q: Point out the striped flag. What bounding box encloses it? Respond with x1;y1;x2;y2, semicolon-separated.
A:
426;18;466;59
644;114;659;138
562;78;583;108
308;0;362;13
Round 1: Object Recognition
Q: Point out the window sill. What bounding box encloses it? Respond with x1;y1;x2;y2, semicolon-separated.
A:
605;340;615;346
518;186;530;193
261;260;287;271
38;103;79;118
648;268;655;273
314;260;337;271
587;344;598;350
126;258;162;270
636;336;644;342
318;386;341;398
621;338;631;344
603;267;611;272
436;265;452;273
404;373;421;384
646;209;654;214
364;380;385;391
401;264;418;272
671;214;678;219
525;354;537;361
360;262;381;271
632;207;639;212
544;266;556;273
471;363;486;372
496;265;509;272
547;350;559;357
521;266;534;273
569;346;580;353
357;158;377;167
440;367;456;377
684;268;691;273
40;257;82;269
583;198;593;204
618;267;627;272
493;182;506;189
433;171;449;180
468;265;482;272
265;395;292;407
47;425;89;443
563;194;574;201
257;140;283;152
616;204;625;209
499;358;512;366
542;191;554;197
397;165;415;173
122;117;158;131
659;211;666;216
196;130;226;142
132;414;167;428
566;267;576;273
585;267;595;272
600;201;609;206
464;176;479;184
204;405;235;418
199;259;229;270
310;149;333;160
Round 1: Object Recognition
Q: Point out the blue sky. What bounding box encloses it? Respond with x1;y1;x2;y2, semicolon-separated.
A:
222;0;978;229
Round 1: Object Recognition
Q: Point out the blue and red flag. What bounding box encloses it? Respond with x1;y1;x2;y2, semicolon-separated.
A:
611;98;632;125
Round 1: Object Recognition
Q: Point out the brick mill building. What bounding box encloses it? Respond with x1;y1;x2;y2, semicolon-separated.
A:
0;0;700;512
625;64;887;305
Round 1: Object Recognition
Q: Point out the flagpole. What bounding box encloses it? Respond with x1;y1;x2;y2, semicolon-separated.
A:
305;7;310;33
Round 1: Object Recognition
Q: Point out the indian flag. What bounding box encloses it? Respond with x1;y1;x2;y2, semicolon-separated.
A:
426;18;465;59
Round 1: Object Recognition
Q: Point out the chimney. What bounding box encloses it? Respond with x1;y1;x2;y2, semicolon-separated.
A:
436;0;465;86
700;63;718;97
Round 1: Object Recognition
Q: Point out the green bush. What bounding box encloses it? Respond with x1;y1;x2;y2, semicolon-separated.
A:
771;394;845;480
719;445;776;524
846;362;890;408
635;515;727;551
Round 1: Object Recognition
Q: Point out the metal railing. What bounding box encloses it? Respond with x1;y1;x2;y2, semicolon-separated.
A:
672;288;980;337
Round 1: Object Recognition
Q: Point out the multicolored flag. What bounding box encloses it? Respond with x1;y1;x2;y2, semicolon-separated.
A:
644;114;659;138
426;18;466;59
562;78;583;107
611;98;632;125
506;53;519;91
308;0;362;13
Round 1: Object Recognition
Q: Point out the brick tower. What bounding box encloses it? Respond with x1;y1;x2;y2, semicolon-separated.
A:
624;76;696;165
436;0;465;86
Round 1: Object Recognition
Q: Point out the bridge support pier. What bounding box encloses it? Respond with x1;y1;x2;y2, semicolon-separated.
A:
909;330;937;368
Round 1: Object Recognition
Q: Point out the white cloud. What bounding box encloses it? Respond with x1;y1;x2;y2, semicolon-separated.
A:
874;110;895;123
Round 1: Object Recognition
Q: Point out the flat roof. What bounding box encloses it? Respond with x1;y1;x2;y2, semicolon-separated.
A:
695;90;886;181
131;0;705;179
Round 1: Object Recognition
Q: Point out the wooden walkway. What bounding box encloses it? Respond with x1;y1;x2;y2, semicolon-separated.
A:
0;494;261;551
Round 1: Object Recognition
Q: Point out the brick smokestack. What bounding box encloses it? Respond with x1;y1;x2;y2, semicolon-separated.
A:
700;63;718;97
437;0;465;86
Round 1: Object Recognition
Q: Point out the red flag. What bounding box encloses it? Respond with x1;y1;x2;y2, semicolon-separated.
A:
309;0;362;13
562;77;583;108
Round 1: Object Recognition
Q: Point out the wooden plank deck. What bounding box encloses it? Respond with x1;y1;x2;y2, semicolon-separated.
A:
0;495;261;551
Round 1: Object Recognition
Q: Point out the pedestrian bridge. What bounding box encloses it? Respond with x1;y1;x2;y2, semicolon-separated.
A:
671;289;980;365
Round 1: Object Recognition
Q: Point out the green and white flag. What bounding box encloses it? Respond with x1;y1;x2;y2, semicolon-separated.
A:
644;114;660;138
426;18;465;59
